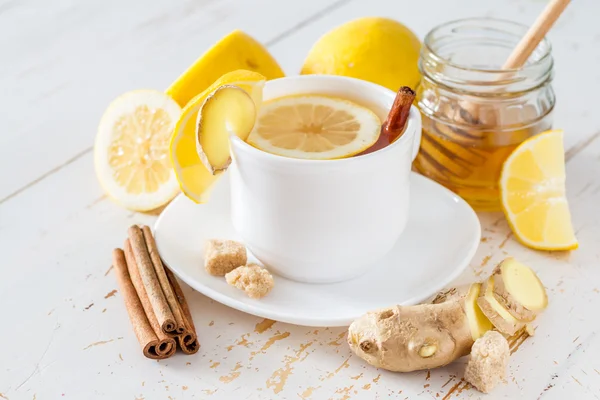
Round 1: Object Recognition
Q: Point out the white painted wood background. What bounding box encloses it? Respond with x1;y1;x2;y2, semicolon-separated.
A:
1;0;600;398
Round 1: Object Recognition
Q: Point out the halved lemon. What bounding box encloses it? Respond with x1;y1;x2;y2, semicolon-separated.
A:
170;70;265;203
500;130;578;250
94;90;182;211
247;95;381;160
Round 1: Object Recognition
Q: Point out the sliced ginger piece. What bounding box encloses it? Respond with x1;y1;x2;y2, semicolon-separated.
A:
465;283;494;340
432;283;493;341
477;277;524;336
169;70;265;203
478;258;548;332
491;258;548;322
196;85;257;174
464;331;510;393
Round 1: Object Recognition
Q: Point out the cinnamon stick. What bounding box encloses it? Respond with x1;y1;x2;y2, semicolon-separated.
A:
112;249;176;359
141;225;185;334
165;268;200;354
127;225;177;336
124;240;170;341
360;86;416;155
382;86;416;136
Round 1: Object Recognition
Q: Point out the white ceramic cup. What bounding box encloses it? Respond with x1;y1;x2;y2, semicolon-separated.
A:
229;75;422;283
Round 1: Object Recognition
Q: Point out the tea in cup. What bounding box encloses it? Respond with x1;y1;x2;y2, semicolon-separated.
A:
230;75;422;283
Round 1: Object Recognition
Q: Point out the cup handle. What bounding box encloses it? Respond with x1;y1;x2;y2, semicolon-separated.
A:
410;106;422;161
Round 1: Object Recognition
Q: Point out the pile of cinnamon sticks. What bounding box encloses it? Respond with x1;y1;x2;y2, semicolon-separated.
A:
112;225;199;359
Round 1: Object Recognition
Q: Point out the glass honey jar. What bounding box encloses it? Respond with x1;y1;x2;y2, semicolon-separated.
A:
415;18;555;211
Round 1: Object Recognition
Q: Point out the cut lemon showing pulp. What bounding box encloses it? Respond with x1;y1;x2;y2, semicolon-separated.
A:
170;70;265;203
248;95;381;160
94;90;181;211
500;130;578;250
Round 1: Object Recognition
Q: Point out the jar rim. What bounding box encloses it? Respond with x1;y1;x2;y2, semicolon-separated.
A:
423;17;553;74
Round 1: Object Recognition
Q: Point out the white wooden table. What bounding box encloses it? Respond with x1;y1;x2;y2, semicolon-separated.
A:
2;0;600;398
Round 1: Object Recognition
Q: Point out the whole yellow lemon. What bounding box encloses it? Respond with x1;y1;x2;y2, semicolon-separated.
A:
301;17;421;91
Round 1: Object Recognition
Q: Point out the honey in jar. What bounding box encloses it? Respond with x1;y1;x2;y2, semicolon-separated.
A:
415;18;555;211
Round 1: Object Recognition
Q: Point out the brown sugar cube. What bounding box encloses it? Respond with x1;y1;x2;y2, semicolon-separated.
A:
204;239;247;276
464;331;510;393
225;264;274;299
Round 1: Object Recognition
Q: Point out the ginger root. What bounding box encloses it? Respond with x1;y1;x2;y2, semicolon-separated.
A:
347;258;548;374
464;331;510;393
477;258;548;335
347;283;492;372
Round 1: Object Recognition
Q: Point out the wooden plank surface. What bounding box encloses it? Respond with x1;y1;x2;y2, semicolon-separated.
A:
1;0;600;399
0;0;352;202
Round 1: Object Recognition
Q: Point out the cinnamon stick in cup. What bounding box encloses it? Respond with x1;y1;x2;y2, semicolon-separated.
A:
383;86;416;136
112;249;176;359
127;225;180;335
359;86;416;155
165;268;200;354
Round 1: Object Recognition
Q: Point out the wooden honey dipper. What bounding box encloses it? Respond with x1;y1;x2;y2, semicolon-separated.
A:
461;0;571;125
503;0;571;70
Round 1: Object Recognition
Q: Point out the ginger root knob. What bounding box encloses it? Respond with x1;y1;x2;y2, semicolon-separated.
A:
360;340;377;354
419;343;437;358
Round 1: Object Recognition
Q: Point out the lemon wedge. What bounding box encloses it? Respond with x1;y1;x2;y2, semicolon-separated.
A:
500;130;578;250
94;90;181;211
170;70;265;203
247;95;381;160
166;30;284;107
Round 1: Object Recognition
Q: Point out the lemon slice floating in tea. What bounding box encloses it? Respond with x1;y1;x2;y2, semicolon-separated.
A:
247;95;381;160
170;70;265;203
500;129;578;250
94;90;182;211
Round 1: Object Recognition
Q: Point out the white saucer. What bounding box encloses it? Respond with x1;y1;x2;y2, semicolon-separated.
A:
154;172;480;327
